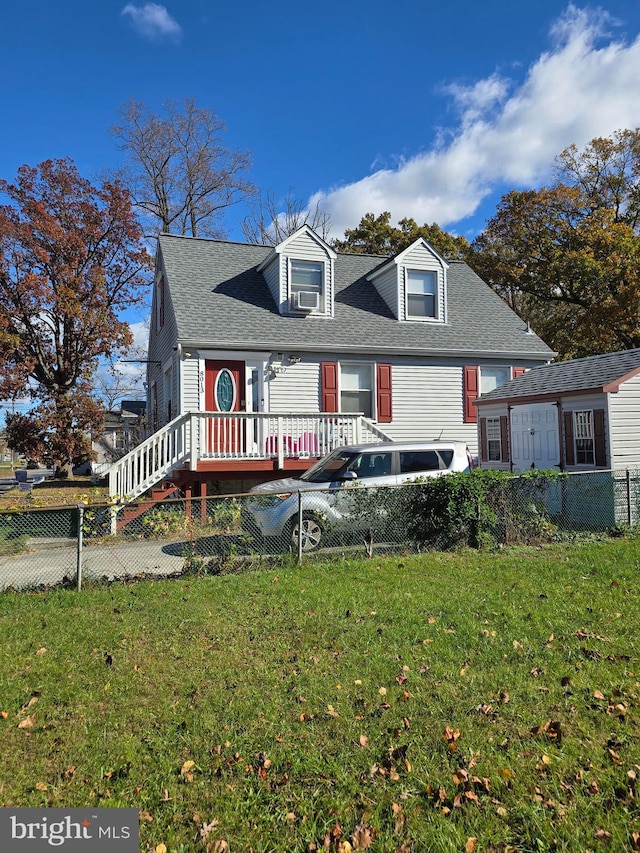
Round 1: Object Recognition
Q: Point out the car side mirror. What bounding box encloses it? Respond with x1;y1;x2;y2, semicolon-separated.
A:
341;470;358;481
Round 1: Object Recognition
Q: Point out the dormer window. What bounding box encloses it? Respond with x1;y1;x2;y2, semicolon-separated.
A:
290;259;323;312
406;269;437;319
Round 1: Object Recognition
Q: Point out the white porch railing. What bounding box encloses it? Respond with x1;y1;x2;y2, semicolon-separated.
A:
108;412;391;500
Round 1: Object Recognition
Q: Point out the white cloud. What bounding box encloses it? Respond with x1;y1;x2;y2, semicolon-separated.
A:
121;3;182;41
314;5;640;236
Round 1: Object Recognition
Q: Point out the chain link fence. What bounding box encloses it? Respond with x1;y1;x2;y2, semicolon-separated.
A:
1;469;639;591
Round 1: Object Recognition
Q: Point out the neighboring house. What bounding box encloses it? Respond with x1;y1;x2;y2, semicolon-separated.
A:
475;348;640;473
109;225;553;500
93;401;147;472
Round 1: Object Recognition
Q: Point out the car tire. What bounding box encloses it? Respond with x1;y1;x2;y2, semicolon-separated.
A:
288;513;324;552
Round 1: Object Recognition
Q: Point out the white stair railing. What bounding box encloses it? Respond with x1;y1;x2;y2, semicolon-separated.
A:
107;412;393;500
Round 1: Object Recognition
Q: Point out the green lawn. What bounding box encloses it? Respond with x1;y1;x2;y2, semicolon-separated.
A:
0;539;638;852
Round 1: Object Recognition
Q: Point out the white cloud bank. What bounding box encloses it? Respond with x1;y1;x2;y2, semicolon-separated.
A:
313;5;640;236
121;3;182;41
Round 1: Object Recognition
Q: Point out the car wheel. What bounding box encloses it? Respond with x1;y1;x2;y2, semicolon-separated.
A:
289;513;323;552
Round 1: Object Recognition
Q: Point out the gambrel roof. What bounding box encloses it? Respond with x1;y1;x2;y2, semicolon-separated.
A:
477;348;640;406
157;233;554;359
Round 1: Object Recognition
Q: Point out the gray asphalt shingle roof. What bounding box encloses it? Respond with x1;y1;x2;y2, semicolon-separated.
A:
158;234;555;358
477;348;640;404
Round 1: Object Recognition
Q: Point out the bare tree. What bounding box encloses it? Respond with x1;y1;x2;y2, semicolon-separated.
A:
241;188;331;245
112;98;254;238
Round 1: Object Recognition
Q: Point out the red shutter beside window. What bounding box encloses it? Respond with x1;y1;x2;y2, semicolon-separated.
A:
512;367;526;379
464;365;479;423
500;415;510;462
594;409;606;467
480;417;488;462
321;362;338;412
563;412;575;466
376;363;393;423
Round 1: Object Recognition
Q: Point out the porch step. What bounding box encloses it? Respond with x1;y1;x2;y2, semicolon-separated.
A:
116;482;180;532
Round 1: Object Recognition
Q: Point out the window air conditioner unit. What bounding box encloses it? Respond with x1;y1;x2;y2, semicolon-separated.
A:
295;291;320;311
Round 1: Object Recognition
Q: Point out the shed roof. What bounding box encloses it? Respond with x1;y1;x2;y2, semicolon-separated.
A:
157;234;554;360
476;348;640;406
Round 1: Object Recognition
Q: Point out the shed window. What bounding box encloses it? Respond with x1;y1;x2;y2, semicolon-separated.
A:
486;417;502;461
574;410;595;465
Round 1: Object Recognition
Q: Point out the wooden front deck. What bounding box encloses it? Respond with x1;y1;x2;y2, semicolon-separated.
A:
108;412;391;501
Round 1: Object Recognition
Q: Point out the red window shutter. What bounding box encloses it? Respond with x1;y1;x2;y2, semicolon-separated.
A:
594;409;606;467
512;367;526;378
563;412;575;466
376;363;393;423
464;366;479;423
321;362;338;412
500;415;510;462
479;417;488;462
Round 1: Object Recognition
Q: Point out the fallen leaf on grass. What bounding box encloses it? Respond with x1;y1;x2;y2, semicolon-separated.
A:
36;647;47;656
351;822;376;850
594;829;612;844
1;711;8;719
18;715;35;729
155;845;167;853
465;839;477;853
359;735;369;748
206;842;228;853
35;781;47;791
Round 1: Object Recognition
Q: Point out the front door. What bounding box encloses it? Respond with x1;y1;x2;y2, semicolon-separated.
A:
205;360;246;453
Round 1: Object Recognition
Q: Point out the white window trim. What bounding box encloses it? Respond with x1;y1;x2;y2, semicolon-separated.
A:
573;410;595;466
288;258;325;313
339;362;375;420
403;267;441;322
486;417;502;462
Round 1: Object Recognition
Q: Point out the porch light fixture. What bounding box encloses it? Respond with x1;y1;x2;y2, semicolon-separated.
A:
288;355;301;364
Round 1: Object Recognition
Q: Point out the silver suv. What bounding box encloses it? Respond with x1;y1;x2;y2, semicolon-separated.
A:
243;440;473;551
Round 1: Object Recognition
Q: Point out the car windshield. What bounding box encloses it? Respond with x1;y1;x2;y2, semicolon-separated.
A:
300;450;360;483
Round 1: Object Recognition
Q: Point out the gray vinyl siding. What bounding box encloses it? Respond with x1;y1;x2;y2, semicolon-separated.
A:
148;255;179;427
370;265;399;317
608;377;640;468
381;363;478;453
181;357;201;414
268;362;320;412
261;256;281;308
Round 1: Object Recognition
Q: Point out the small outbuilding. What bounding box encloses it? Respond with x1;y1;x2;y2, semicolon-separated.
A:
475;348;640;473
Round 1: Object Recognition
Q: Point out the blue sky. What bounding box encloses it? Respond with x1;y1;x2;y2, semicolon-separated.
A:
2;0;640;382
3;0;640;245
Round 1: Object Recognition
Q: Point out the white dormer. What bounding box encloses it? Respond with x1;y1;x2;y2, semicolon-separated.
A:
256;225;337;317
367;237;449;323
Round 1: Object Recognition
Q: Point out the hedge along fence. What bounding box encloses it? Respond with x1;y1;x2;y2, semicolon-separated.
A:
404;468;638;551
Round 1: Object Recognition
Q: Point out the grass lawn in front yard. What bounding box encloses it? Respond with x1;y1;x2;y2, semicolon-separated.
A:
0;539;638;852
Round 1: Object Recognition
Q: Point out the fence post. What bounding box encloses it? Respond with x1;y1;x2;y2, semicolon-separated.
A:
297;490;303;564
627;469;632;527
76;502;86;592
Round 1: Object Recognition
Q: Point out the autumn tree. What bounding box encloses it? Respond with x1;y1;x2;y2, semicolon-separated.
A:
333;211;471;260
0;159;150;475
470;129;640;359
112;98;254;238
241;188;331;245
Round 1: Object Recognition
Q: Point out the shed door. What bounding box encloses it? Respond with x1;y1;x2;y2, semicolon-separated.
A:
510;403;559;472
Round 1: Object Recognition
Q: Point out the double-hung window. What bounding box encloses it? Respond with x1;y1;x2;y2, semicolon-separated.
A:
480;367;511;395
290;260;323;311
486;417;502;461
340;364;372;419
406;269;437;319
573;410;595;464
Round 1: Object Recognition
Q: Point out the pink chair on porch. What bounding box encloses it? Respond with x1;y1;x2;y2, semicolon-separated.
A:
297;431;319;455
